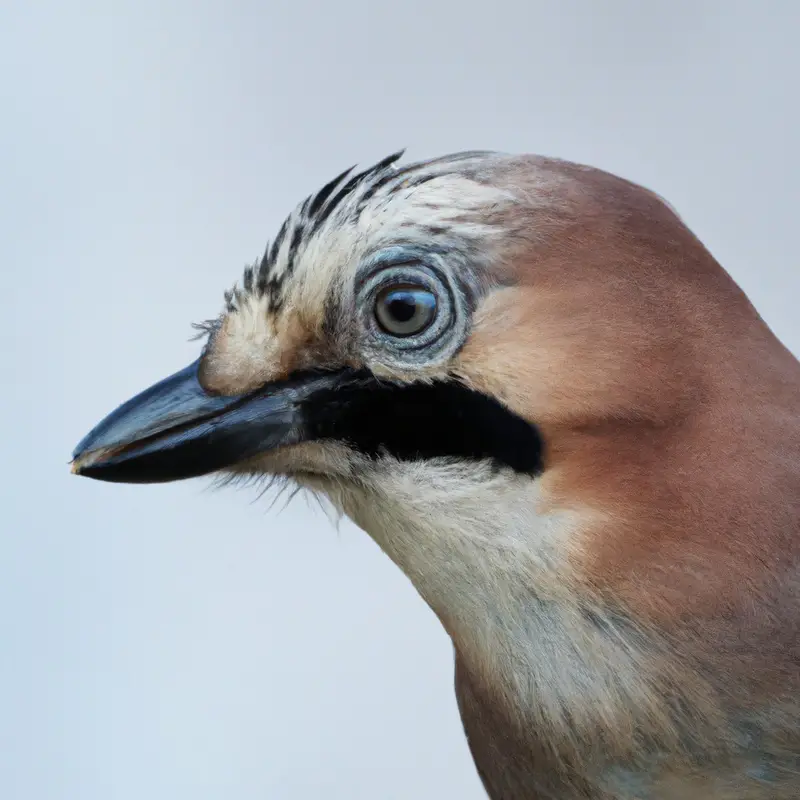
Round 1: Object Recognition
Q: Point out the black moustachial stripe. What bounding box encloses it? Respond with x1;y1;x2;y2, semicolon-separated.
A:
303;373;544;476
70;363;544;485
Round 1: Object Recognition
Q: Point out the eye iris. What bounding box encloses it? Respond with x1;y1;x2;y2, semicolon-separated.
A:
375;286;437;336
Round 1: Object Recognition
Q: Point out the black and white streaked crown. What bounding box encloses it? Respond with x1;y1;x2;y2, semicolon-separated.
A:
226;150;499;311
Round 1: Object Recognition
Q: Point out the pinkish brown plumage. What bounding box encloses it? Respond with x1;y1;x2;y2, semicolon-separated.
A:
73;151;800;798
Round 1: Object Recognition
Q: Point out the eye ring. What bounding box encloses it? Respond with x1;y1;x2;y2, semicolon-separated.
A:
374;284;438;337
356;255;467;367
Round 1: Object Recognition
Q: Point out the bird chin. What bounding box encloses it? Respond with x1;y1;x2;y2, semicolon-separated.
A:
215;457;362;528
225;441;363;492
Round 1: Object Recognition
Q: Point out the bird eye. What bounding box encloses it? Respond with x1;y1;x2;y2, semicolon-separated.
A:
374;285;438;337
357;258;463;365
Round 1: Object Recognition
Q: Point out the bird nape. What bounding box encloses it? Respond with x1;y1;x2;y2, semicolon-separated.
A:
71;150;800;799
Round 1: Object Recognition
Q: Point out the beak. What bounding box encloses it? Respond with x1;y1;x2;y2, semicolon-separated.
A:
71;359;350;484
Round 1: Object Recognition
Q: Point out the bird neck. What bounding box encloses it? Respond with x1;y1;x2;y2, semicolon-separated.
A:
325;458;800;797
333;460;668;743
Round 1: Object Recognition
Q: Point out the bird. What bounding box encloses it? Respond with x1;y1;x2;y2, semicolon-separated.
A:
71;150;800;799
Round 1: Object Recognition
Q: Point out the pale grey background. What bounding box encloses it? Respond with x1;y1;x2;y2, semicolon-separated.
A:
1;1;798;798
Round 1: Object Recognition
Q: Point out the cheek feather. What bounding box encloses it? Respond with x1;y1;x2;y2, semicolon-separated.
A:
455;284;701;430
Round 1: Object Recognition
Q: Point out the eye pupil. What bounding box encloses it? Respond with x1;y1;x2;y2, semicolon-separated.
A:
375;285;438;337
387;294;417;323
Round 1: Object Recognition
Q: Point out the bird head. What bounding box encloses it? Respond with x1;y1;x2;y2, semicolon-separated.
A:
71;152;800;759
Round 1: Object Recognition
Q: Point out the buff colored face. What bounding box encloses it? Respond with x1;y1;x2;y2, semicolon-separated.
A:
70;152;550;491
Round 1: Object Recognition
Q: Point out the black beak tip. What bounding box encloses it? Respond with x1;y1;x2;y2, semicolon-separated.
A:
69;444;109;478
70;426;111;477
70;458;113;481
70;453;92;476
